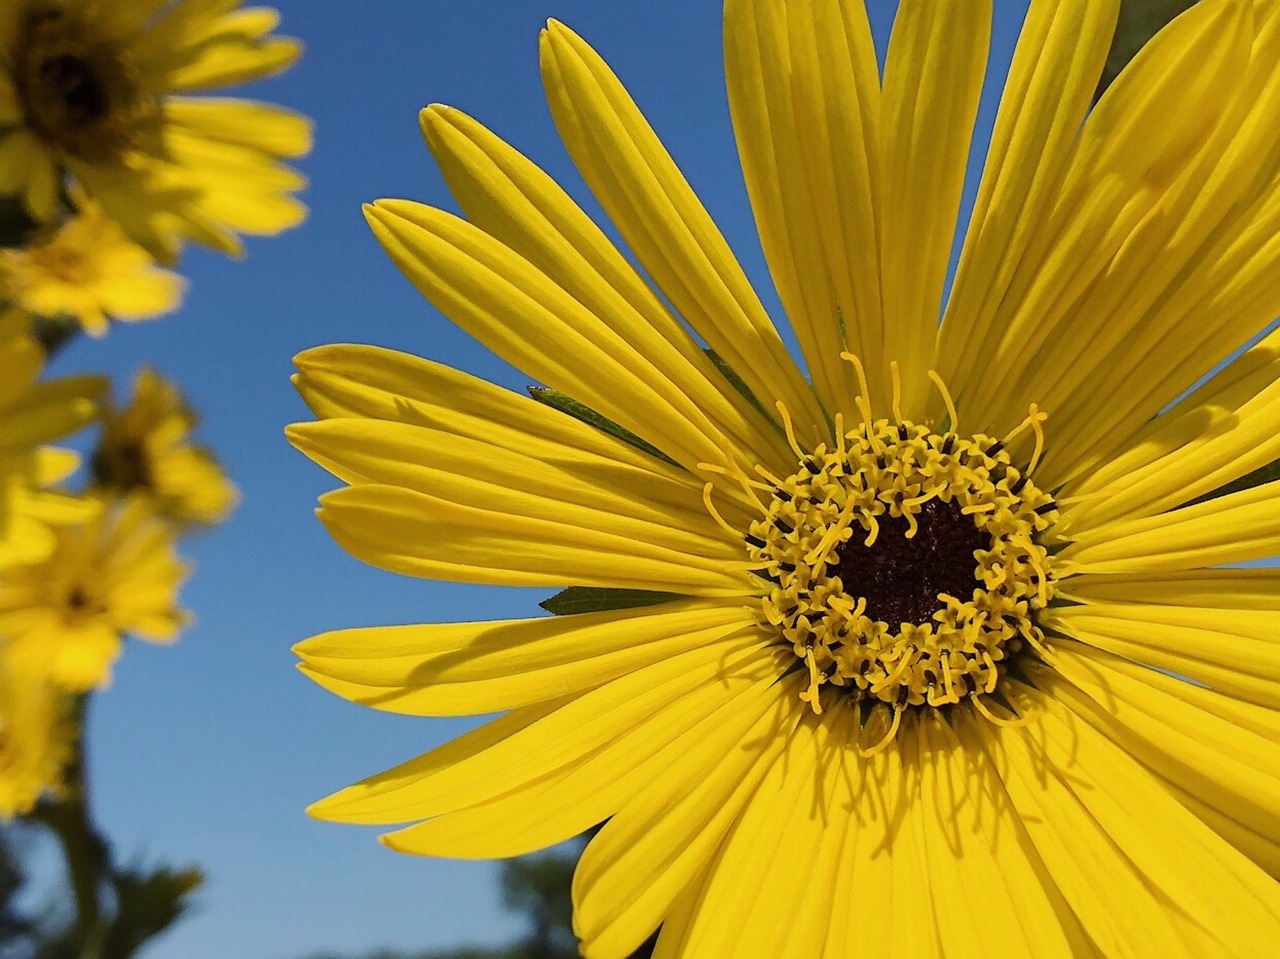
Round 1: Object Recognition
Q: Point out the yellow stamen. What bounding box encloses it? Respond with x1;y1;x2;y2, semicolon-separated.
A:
889;360;904;424
803;647;824;716
775;400;805;461
861;706;903;757
701;482;741;539
927;369;959;434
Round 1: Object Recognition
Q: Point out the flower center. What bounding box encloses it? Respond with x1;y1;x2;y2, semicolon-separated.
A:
12;7;149;164
746;414;1058;734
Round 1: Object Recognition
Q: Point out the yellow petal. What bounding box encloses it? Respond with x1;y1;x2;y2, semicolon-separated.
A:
316;483;750;596
1062;326;1280;526
878;0;990;417
1061;478;1280;573
291;344;727;521
364;200;759;480
1047;643;1280;874
1044;601;1280;708
1061;567;1280;609
382;648;790;863
418;104;789;475
295;598;755;716
939;0;1119;403
539;20;826;445
656;707;846;959
956;0;1252;436
289;418;721;540
308;636;774;825
1002;682;1280;954
723;0;874;416
574;674;804;959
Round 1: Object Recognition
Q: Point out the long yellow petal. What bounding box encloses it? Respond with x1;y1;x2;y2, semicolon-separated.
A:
539;20;827;444
292;343;733;520
1018;682;1280;952
364;200;763;480
878;0;990;417
656;708;846;958
1061;478;1280;573
575;675;803;959
418;104;790;475
289;418;725;544
1044;602;1280;708
1061;326;1280;526
1061;567;1280;609
956;0;1252;436
317;483;751;596
380;650;788;868
723;0;874;415
1046;644;1280;875
294;598;756;716
939;0;1119;406
308;636;773;825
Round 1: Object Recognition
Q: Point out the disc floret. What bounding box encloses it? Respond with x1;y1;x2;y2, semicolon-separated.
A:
748;414;1058;726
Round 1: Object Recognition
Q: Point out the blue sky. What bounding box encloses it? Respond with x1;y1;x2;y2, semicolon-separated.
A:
43;2;1032;956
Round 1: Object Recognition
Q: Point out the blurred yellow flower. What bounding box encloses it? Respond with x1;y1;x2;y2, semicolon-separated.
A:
0;494;189;691
0;311;102;569
0;0;311;259
94;368;237;525
0;651;71;817
0;194;185;336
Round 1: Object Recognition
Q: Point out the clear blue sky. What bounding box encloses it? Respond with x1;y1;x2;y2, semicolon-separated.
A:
44;2;1030;957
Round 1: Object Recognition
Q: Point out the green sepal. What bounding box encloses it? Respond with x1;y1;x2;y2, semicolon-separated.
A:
540;586;680;616
528;386;681;468
1095;0;1199;100
0;195;37;249
1188;458;1280;507
704;347;773;421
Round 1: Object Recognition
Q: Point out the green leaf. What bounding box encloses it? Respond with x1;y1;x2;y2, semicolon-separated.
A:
528;387;681;468
1095;0;1200;100
1187;458;1280;507
539;586;679;616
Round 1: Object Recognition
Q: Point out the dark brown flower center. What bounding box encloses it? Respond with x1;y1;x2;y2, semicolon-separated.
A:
13;7;150;164
834;497;990;628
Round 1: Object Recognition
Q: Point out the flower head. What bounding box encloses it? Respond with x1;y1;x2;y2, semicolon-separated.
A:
93;368;236;525
0;494;190;691
0;192;185;336
0;0;311;259
292;2;1280;955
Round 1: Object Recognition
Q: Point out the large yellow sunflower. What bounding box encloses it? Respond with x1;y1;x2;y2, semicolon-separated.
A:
0;0;310;259
290;1;1280;955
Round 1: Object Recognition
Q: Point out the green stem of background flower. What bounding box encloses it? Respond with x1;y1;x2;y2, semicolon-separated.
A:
34;694;110;959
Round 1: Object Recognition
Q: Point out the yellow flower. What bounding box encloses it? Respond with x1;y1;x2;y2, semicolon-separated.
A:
93;368;236;525
0;650;71;817
0;494;189;691
291;2;1280;955
0;310;102;569
0;0;311;259
0;194;184;336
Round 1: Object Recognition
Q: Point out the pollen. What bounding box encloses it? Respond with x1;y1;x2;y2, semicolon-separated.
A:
746;409;1058;735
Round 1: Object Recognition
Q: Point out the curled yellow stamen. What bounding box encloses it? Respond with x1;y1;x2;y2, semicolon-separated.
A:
927;369;959;434
889;360;904;424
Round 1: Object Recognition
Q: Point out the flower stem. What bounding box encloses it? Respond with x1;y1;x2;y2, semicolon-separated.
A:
33;694;110;959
